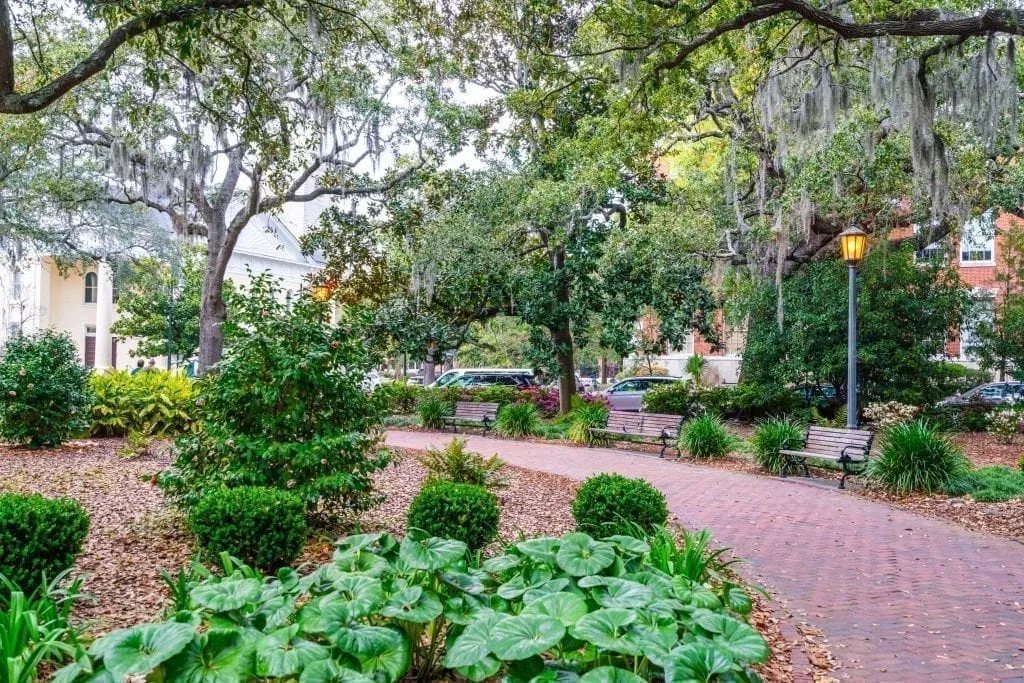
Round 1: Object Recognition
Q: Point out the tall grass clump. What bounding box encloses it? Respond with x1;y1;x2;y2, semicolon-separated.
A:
750;417;805;474
494;402;540;438
567;403;609;445
679;413;738;458
417;394;453;429
866;420;971;495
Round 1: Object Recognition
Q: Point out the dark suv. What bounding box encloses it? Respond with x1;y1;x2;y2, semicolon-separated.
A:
452;374;534;388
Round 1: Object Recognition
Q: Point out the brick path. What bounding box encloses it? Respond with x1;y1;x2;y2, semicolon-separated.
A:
386;431;1024;682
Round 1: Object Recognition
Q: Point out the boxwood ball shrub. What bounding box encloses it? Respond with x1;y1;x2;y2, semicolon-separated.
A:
571;473;668;535
679;413;737;458
866;420;972;495
189;487;308;571
751;417;805;474
494;402;540;438
407;482;500;550
0;330;91;448
0;493;89;591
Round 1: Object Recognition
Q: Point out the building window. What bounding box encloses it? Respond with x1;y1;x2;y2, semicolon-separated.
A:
84;272;98;303
680;333;694;356
960;293;994;359
960;212;996;265
84;325;96;367
913;224;945;264
724;325;747;356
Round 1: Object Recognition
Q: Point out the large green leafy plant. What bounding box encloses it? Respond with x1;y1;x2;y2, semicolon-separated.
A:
0;330;91;448
56;530;768;682
90;370;197;437
159;274;389;522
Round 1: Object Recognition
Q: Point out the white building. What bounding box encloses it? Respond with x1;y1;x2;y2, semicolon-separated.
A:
0;214;323;370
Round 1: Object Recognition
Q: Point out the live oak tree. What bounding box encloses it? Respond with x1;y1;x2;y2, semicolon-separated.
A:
60;10;467;371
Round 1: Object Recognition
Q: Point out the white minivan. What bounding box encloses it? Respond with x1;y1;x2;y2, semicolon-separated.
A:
430;368;534;388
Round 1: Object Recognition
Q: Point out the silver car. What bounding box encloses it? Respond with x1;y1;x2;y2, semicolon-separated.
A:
602;376;683;411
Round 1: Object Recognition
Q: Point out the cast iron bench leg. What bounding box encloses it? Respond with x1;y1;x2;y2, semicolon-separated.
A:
800;457;810;478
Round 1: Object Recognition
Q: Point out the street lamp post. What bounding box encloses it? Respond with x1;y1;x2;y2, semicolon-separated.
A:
838;226;868;429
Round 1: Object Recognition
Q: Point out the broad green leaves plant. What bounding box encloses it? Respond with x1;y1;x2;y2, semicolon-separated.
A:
57;530;768;682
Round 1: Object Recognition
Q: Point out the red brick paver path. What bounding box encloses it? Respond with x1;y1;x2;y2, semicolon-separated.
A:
387;431;1024;682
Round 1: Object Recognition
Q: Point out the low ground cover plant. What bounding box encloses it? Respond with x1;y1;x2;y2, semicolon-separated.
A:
407;482;500;550
750;417;805;475
494;402;540;438
414;438;507;489
963;466;1024;502
679;414;738;459
56;530;768;682
90;369;197;437
0;330;91;449
866;420;971;495
0;570;87;683
0;493;89;593
189;487;308;571
572;473;668;535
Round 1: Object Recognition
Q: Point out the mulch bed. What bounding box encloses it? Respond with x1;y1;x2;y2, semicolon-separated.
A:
0;438;805;682
951;431;1023;468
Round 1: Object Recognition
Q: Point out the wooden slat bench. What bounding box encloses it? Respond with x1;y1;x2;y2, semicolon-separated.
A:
441;401;500;433
589;410;683;458
780;425;875;489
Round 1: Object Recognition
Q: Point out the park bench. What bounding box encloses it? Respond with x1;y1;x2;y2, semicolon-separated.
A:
780;425;875;489
590;410;683;458
442;401;500;433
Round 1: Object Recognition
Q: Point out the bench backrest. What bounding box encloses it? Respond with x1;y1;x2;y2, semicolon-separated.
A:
803;425;873;457
605;410;682;437
453;401;500;421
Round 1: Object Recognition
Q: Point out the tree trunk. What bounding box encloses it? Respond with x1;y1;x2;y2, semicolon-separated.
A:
198;253;227;374
599;356;608;384
423;341;437;385
552;325;575;414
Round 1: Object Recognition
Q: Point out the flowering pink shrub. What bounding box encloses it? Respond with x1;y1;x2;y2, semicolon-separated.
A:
516;386;560;417
579;391;611;409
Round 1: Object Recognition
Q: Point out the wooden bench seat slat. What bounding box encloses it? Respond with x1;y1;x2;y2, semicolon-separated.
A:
808;425;873;437
443;402;500;433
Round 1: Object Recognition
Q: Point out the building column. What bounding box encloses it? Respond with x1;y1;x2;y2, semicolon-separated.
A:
94;260;114;369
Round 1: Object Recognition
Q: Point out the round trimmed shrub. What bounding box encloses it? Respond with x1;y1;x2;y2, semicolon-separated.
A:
679;413;737;458
495;402;540;438
189;487;308;571
571;473;668;535
750;417;805;474
866;420;971;495
407;482;499;550
0;493;89;591
0;330;91;448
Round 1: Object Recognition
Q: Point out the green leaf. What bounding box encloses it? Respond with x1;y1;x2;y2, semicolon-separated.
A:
521;592;589;628
444;612;507;668
579;666;646;683
601;536;650;555
189;577;262;612
663;642;734;683
578;576;653;609
101;622;196;676
487;614;566;660
522;578;571;605
569;608;642;656
514;537;561;565
323;576;385;621
456;655;502;682
555;533;616;577
672;578;721;609
497;566;552;600
444;595;494;626
630;611;678;662
380;586;443;623
482;554;522;573
724;586;753;615
440;571;485;594
163;630;255;683
532;667;582;682
709;616;770;663
332;549;391;577
329;625;403;658
255;625;331;677
354;627;410;682
399;536;467;570
299;659;375;683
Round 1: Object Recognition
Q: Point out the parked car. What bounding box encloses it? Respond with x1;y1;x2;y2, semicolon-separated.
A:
579;376;599;391
431;368;534;388
939;381;1024;406
601;376;683;411
451;373;534;388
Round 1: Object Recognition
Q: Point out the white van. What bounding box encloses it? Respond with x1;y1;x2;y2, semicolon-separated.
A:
431;368;534;388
